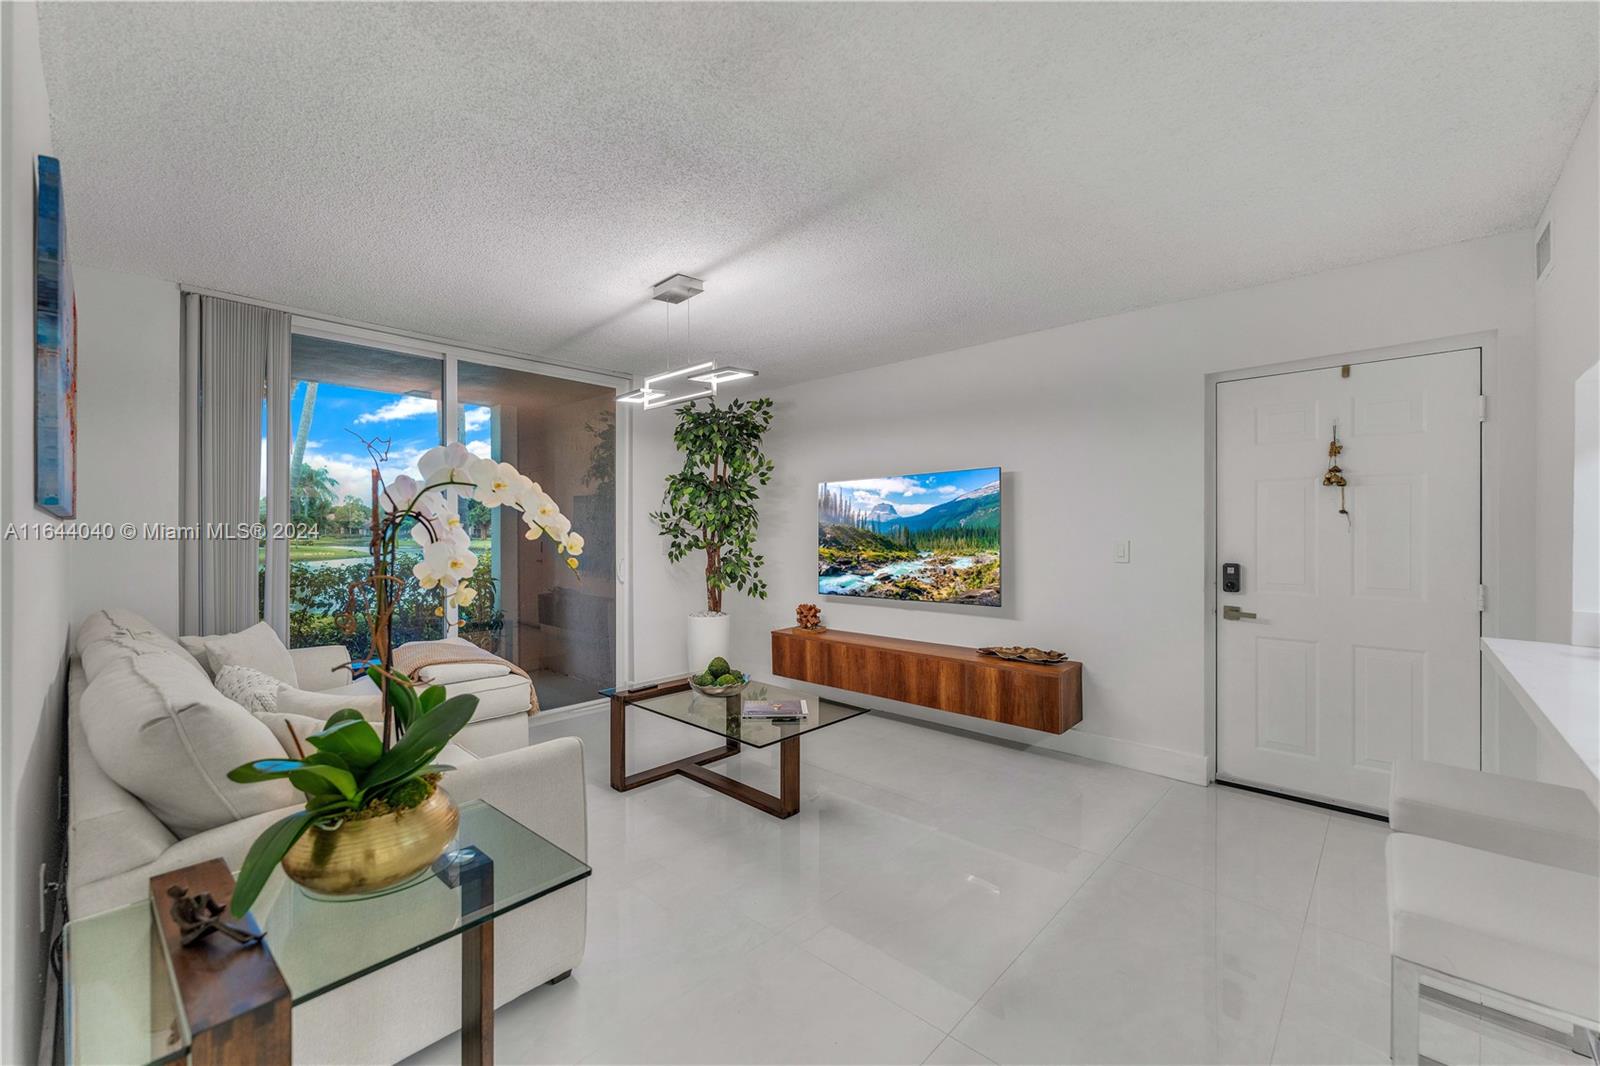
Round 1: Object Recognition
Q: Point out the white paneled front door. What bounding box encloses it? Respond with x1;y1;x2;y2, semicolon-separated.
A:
1216;349;1481;811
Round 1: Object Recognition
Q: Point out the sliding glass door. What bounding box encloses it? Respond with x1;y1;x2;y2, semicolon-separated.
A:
455;357;617;710
284;333;446;656
267;323;621;713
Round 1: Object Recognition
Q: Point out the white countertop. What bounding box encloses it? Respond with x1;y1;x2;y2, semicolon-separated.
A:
1482;638;1600;804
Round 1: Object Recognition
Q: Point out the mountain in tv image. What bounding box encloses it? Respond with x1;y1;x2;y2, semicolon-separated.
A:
817;468;1000;607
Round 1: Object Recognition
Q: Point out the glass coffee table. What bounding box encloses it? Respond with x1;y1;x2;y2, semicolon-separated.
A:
602;678;867;818
62;801;589;1065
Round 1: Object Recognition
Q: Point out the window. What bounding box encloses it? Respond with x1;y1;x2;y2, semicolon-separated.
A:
283;333;445;658
261;323;622;712
454;357;617;708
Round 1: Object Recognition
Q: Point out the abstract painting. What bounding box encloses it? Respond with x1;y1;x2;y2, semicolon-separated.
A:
35;155;76;517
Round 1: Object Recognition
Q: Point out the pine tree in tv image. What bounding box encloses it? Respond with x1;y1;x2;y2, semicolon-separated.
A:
817;467;1000;606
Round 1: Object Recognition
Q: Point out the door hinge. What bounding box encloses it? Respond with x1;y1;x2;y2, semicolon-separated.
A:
1477;395;1488;422
1477;584;1488;612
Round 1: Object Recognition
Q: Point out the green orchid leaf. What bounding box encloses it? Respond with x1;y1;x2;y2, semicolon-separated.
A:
323;707;367;730
307;717;383;770
304;750;349;773
228;759;305;784
288;769;341;796
419;685;447;716
287;762;357;800
230;810;317;917
362;694;477;792
380;672;421;731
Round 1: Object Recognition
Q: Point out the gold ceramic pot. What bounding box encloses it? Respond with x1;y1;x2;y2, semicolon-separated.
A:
281;787;459;896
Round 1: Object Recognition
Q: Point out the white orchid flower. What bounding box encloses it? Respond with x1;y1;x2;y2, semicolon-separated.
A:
512;481;546;513
382;474;421;513
450;583;478;610
468;459;523;507
417;442;476;486
561;531;585;556
525;489;563;526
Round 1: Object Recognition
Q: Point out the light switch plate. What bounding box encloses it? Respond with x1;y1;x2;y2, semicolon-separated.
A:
1113;540;1131;564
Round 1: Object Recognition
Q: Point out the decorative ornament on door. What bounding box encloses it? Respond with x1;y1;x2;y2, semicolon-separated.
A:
1322;424;1350;527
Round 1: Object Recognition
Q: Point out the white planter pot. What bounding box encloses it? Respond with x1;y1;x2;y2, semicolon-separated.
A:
685;612;732;674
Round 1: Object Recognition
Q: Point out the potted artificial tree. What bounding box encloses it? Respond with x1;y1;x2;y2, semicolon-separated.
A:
651;397;775;671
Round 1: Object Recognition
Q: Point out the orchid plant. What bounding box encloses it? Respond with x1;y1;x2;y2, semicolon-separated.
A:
223;440;586;917
344;438;584;749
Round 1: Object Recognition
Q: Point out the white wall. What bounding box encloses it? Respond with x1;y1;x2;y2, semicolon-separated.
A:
1575;364;1598;646
1;4;68;1061
630;232;1540;782
66;266;183;631
1533;95;1599;645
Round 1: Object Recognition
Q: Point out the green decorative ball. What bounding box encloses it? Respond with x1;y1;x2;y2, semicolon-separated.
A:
714;673;739;686
693;671;715;686
707;656;731;677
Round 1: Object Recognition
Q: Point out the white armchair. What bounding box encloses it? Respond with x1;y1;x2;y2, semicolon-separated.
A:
290;642;533;757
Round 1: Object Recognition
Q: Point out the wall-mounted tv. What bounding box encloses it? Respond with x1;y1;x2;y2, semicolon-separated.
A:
817;467;1001;607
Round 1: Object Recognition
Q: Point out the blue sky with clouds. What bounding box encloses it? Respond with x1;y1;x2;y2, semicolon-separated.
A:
824;466;998;517
291;382;492;500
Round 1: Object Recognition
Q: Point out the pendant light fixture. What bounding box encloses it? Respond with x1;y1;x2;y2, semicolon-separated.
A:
617;274;758;409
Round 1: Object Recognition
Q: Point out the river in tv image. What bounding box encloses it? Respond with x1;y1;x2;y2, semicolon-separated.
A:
817;467;1000;607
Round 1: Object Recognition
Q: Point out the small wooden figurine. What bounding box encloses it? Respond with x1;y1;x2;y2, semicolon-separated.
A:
795;603;824;630
166;883;265;949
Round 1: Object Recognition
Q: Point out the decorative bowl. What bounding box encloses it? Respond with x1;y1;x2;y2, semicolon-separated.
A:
689;673;751;697
978;646;1070;664
281;786;459;897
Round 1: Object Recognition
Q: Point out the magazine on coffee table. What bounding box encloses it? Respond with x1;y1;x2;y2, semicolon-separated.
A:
741;698;808;720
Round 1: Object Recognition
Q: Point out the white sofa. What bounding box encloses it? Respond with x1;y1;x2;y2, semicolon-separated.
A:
67;609;588;1065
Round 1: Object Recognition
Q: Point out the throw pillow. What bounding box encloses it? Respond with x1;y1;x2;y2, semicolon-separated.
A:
214;664;282;716
194;621;298;687
255;709;329;758
276;682;384;723
79;652;295;837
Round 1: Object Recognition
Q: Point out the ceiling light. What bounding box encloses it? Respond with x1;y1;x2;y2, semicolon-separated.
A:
639;361;716;410
617;386;665;405
688;366;758;386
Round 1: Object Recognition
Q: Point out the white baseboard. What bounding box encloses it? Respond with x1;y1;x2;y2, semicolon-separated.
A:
1023;724;1210;784
529;698;607;726
806;684;1210;785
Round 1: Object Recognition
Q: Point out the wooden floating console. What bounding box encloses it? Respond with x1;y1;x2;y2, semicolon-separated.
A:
771;627;1081;734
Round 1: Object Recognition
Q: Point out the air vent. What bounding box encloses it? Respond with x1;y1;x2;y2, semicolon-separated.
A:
1536;222;1552;279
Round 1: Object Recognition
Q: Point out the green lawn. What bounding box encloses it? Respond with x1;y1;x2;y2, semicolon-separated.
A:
286;535;493;563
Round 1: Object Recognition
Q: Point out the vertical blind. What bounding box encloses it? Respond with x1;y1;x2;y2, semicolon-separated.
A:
180;294;290;636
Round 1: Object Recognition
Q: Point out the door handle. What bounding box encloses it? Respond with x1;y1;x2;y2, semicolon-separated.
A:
1222;605;1257;621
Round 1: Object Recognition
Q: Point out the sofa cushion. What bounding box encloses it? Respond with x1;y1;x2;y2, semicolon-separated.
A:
278;676;383;722
76;608;207;683
254;710;328;758
190;621;297;687
1390;758;1599;875
80;652;295;837
445;672;534;721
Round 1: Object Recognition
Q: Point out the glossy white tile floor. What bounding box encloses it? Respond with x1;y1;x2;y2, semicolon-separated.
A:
404;708;1575;1066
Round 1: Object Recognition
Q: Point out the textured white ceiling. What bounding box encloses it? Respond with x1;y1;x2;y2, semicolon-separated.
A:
38;2;1598;386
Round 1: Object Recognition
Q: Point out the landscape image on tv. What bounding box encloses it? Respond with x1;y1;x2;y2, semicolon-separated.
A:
817;467;1001;607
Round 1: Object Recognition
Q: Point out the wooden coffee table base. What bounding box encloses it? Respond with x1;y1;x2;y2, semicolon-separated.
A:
610;685;801;819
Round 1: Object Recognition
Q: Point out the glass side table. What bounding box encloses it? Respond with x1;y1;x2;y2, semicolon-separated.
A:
64;801;590;1065
602;677;868;818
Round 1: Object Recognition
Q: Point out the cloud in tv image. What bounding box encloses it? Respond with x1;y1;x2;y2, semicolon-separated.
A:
818;467;1000;606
